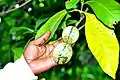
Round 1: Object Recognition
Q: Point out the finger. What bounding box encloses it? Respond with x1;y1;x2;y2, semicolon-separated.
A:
43;44;54;56
32;31;51;45
37;40;64;59
37;40;63;57
45;40;64;55
29;56;57;74
37;46;46;57
52;40;64;47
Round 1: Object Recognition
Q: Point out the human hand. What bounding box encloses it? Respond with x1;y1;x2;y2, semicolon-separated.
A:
23;31;62;74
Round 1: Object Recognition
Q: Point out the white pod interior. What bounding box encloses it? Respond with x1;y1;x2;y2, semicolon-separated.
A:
52;43;73;64
62;26;79;44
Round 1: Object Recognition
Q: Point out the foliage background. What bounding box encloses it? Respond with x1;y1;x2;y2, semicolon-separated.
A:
0;0;120;80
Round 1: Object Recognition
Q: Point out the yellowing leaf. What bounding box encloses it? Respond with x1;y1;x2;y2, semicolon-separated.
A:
84;12;119;79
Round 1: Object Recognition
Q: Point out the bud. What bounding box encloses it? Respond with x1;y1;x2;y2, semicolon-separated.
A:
15;4;19;8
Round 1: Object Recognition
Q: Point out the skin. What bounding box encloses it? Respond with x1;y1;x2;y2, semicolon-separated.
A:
23;31;63;74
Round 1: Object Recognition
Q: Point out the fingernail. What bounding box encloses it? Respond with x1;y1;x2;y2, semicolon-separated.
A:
47;31;51;34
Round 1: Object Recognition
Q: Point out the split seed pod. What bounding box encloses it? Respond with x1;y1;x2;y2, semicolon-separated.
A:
62;26;79;44
52;43;73;64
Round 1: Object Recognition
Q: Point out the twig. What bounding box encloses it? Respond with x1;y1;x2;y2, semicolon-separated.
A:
75;14;85;27
0;0;31;16
85;7;89;12
78;24;85;31
8;0;24;10
80;0;84;10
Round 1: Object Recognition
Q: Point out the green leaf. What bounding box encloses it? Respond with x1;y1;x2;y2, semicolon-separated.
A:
65;0;79;9
35;17;49;31
9;27;34;34
35;10;67;40
12;47;24;61
59;14;71;30
67;20;78;25
86;0;120;28
46;0;57;8
5;17;15;26
9;27;34;40
84;12;119;79
0;0;6;5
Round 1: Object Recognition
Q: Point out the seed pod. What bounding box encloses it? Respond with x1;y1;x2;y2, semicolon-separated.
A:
62;26;79;44
52;43;73;64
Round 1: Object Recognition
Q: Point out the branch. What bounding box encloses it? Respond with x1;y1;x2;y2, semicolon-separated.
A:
78;24;84;31
7;0;24;10
75;13;85;28
80;0;84;10
85;7;89;12
0;0;31;16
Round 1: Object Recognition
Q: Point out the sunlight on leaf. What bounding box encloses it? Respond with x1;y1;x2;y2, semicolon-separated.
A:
86;0;120;28
84;12;119;79
65;0;79;9
35;10;67;40
35;17;49;31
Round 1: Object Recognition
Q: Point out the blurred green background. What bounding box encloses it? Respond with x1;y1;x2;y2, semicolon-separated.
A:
0;0;120;80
